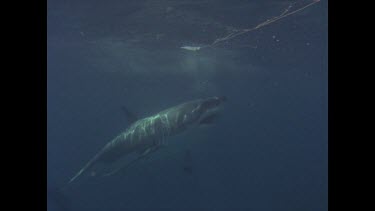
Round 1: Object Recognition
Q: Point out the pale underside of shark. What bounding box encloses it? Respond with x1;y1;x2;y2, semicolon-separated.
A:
68;96;226;184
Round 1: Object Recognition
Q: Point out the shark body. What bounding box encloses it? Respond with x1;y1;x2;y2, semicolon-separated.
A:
68;96;226;184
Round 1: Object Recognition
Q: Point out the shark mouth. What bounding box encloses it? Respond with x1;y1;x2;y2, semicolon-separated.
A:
198;107;222;125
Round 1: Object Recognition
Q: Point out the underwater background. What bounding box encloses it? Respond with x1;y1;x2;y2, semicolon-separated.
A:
47;0;328;210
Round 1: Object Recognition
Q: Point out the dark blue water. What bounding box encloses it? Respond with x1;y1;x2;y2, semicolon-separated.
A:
47;0;327;210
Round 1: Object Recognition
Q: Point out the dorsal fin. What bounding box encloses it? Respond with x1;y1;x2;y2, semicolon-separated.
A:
121;105;138;124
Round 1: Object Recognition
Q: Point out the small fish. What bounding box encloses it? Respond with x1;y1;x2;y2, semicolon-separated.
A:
180;46;202;51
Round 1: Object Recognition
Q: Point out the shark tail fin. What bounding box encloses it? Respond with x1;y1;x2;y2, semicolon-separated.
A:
67;152;102;185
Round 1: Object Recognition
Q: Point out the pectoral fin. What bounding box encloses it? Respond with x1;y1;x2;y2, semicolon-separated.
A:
103;147;160;177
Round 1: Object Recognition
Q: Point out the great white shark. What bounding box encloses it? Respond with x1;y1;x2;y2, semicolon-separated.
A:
68;96;226;184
